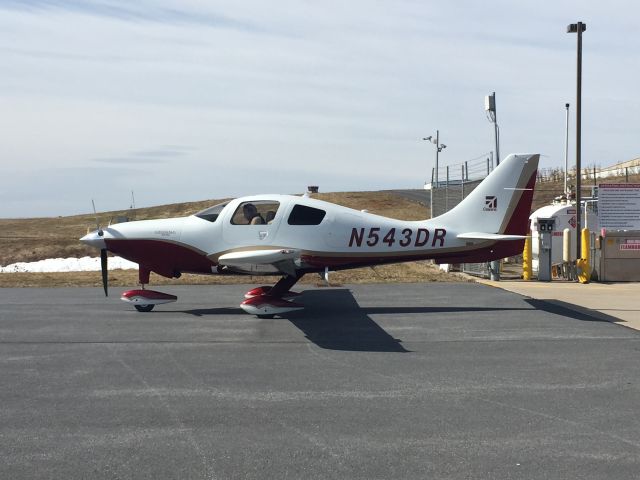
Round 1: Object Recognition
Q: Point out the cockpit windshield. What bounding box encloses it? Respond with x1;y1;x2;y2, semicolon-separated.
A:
195;202;229;223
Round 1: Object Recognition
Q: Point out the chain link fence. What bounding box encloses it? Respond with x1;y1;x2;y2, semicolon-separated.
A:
430;179;483;218
429;154;493;277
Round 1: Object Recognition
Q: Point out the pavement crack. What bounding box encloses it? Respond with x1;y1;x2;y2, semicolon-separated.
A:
109;345;216;480
477;397;640;451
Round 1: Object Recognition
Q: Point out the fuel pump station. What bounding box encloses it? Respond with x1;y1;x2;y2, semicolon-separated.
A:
537;218;555;281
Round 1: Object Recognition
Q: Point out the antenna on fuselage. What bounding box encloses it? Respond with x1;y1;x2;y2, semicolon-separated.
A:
91;200;103;237
130;190;136;220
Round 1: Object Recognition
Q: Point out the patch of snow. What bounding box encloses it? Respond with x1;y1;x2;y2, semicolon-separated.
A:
0;256;138;273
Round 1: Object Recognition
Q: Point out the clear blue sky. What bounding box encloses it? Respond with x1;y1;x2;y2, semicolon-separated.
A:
1;0;638;217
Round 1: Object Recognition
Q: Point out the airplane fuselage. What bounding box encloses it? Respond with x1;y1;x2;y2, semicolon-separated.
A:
80;153;539;315
81;193;518;279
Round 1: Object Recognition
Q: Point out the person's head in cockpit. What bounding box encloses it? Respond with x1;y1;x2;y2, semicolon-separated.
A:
242;203;265;225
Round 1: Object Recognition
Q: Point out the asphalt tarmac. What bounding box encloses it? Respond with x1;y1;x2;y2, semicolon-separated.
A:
1;283;639;479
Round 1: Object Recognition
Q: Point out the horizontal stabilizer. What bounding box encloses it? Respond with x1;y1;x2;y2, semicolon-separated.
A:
457;232;528;241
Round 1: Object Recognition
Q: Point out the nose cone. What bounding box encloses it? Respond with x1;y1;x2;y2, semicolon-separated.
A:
80;230;107;250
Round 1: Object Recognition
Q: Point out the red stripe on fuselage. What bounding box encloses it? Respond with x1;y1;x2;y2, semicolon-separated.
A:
300;239;521;270
104;239;215;278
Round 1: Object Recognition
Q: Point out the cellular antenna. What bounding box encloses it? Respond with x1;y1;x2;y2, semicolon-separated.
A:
130;190;136;220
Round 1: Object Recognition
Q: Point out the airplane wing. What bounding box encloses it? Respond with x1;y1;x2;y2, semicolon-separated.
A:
457;232;528;241
218;249;300;276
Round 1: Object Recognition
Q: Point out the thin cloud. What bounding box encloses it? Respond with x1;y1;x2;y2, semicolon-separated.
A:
2;0;271;33
92;158;168;165
132;145;195;158
0;1;638;217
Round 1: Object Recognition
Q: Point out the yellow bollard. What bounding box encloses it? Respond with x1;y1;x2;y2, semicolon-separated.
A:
577;228;591;283
523;236;532;280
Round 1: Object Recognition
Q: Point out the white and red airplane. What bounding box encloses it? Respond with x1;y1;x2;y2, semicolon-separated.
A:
81;153;539;317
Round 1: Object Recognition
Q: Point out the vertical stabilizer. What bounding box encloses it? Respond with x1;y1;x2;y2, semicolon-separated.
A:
434;153;539;236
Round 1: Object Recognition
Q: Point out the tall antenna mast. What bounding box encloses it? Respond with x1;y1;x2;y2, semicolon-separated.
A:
130;191;136;219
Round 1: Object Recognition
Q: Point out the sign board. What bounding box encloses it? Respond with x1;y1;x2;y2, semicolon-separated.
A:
621;239;640;250
598;183;640;230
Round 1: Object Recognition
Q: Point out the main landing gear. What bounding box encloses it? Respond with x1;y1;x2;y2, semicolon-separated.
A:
240;274;305;318
121;269;305;317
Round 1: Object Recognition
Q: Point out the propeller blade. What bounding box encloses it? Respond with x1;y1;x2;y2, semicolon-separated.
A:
100;248;108;297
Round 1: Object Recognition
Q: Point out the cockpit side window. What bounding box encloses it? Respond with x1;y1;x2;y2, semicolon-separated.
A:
231;201;280;225
195;202;228;223
287;204;326;225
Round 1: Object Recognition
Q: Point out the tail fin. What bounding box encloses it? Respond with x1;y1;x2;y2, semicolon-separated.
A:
434;153;539;237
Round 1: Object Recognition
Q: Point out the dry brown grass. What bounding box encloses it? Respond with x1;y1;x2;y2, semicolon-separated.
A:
0;198;231;266
0;191;427;267
0;261;470;288
5;171;626;288
0;191;460;287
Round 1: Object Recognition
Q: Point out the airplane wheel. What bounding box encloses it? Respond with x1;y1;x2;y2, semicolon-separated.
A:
135;304;155;312
257;314;275;319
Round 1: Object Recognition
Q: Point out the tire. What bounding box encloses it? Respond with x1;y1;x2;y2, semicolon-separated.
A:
135;304;155;312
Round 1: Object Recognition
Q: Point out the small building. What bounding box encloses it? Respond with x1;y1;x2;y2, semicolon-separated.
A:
595;157;640;179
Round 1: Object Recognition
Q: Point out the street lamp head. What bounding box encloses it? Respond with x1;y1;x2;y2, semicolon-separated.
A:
423;136;432;141
566;22;586;33
441;144;447;149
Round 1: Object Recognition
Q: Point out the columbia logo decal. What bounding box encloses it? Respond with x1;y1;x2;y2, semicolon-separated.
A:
484;196;497;211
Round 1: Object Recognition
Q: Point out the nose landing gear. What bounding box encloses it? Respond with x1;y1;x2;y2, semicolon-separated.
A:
120;267;177;312
120;289;177;312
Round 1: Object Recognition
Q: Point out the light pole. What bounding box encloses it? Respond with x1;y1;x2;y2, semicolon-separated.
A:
485;93;501;280
564;103;570;196
423;130;447;187
567;21;586;260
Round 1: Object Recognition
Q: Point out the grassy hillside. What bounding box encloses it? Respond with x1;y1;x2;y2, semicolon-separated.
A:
4;173;638;267
2;172;636;287
0;191;427;266
532;172;640;210
0;190;463;287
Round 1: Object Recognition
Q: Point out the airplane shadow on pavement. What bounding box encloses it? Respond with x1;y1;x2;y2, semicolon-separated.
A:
282;289;409;353
183;288;541;353
184;288;409;353
281;289;545;352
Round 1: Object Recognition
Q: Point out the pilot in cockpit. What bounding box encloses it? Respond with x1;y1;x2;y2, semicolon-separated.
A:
242;203;265;225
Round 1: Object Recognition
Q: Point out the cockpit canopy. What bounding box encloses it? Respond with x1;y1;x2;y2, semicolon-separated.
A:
195;202;229;222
